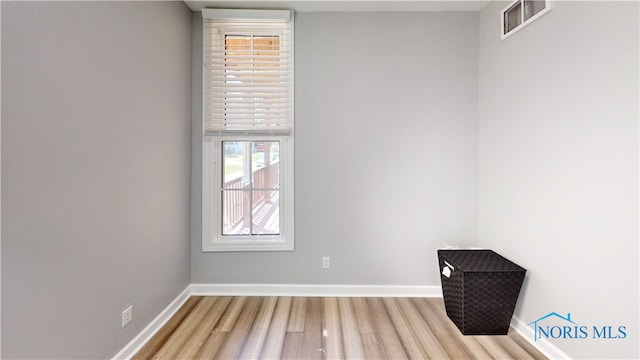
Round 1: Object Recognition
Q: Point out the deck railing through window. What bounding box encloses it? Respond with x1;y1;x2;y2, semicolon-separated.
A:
222;160;280;233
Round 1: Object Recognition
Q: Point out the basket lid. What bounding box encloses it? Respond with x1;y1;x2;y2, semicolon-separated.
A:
438;249;526;272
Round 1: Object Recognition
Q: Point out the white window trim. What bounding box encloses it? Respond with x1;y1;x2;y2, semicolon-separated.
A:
201;9;295;252
501;0;552;40
202;136;294;252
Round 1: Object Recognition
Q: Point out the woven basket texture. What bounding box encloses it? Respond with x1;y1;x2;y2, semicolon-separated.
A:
438;250;526;335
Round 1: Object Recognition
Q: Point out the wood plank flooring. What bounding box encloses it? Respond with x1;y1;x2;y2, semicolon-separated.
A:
133;296;546;360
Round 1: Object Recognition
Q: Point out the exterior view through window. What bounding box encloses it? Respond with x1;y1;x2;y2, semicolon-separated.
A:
222;141;280;236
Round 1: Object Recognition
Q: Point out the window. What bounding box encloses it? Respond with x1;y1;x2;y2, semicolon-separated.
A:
502;0;551;39
202;9;294;252
220;140;281;236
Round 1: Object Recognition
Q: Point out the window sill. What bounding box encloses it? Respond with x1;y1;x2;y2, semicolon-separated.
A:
202;239;294;252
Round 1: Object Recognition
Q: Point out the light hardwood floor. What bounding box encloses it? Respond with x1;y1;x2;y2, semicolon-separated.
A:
133;296;546;360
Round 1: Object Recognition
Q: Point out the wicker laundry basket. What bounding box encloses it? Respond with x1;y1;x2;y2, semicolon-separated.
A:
438;249;526;335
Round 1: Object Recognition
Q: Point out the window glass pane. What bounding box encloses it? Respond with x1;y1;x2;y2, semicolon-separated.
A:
252;141;280;189
505;2;522;34
253;36;279;63
223;35;282;128
251;190;280;235
222;190;250;235
225;35;251;84
226;35;280;75
524;0;546;20
222;141;251;188
221;140;281;237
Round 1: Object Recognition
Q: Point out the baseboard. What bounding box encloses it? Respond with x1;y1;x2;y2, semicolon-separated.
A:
190;283;442;297
511;316;572;359
111;285;192;360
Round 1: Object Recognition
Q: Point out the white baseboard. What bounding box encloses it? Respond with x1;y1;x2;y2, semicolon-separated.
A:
111;285;192;360
190;283;443;297
511;316;571;359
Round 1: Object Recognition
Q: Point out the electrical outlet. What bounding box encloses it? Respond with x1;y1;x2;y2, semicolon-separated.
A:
322;257;331;269
121;305;133;328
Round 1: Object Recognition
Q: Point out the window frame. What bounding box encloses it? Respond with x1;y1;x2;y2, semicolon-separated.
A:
203;135;294;252
201;9;294;252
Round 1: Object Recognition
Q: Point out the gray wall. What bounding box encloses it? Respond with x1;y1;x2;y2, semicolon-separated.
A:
192;12;479;285
478;1;639;358
6;2;635;358
1;1;192;358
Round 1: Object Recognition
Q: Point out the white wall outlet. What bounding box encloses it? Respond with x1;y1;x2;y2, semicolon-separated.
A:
121;305;133;328
322;256;331;269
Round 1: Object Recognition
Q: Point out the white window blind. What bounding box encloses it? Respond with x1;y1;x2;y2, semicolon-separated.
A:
202;9;293;135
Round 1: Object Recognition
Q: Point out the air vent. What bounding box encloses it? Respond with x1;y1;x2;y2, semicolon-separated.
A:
502;0;551;39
